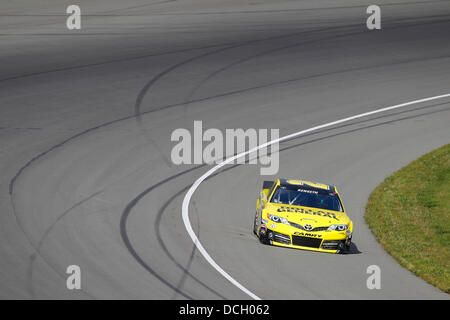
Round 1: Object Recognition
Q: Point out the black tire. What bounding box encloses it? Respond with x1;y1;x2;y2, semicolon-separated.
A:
344;242;351;253
259;231;270;245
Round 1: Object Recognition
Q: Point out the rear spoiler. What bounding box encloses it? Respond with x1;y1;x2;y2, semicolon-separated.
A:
262;180;274;190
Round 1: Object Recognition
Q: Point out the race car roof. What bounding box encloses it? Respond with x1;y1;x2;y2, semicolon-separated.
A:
278;178;336;193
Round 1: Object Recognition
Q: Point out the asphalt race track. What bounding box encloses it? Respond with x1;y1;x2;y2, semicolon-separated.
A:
1;0;449;299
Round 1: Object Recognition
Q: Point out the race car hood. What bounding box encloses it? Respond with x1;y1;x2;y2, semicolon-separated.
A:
265;202;349;226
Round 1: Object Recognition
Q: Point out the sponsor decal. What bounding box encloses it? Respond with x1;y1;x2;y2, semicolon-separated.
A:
297;189;318;194
293;232;322;238
276;206;339;220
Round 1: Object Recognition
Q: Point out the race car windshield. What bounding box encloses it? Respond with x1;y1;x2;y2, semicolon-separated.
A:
270;186;343;212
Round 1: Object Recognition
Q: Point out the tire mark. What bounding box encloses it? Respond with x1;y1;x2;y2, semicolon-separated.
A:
9;194;94;299
154;185;227;299
122;101;449;298
103;0;178;15
27;190;103;299
9;15;450;298
132;22;365;121
134;17;450;120
143;1;450;16
184;16;450;104
9;43;449;299
120;167;206;299
0;42;239;83
183;52;450;112
131;24;356;167
168;198;209;300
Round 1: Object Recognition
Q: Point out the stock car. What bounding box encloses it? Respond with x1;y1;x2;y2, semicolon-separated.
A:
253;179;353;253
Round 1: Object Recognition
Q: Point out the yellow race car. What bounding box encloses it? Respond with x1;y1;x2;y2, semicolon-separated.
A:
253;179;353;253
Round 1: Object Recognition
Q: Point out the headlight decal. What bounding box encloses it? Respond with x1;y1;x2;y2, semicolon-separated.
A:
268;214;289;225
327;224;348;231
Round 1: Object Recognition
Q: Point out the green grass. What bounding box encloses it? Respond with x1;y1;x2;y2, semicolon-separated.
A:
365;143;450;294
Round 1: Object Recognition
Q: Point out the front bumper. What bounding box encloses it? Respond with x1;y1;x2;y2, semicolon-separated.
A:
261;224;352;253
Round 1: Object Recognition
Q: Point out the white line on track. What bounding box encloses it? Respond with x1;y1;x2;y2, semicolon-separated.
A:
182;93;450;300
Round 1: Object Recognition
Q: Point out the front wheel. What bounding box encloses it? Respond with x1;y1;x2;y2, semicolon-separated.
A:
336;238;352;254
344;237;352;253
258;228;271;245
